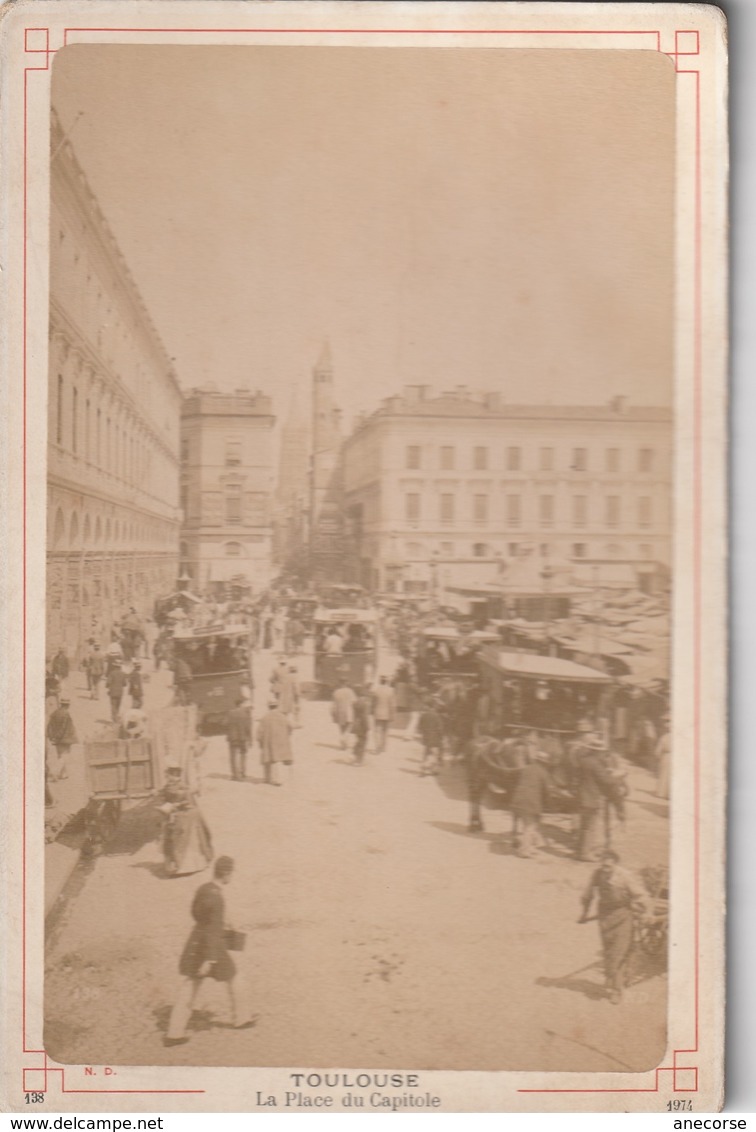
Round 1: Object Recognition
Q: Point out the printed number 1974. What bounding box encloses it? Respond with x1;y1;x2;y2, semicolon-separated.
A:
668;1101;693;1111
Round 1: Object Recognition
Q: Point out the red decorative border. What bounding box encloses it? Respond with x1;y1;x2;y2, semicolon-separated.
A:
22;22;703;1102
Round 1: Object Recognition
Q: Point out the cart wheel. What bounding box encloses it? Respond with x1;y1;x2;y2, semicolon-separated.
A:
82;801;104;857
636;917;668;957
102;800;122;842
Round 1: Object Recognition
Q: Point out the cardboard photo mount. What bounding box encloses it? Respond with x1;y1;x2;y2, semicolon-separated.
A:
0;1;728;1114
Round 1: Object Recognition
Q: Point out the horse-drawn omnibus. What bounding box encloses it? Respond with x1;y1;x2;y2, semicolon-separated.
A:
319;583;369;609
415;626;500;687
467;646;615;832
312;607;378;693
475;646;614;737
286;596;319;635
171;622;253;732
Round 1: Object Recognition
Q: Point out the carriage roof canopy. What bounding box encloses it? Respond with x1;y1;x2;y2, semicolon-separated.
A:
314;607;378;623
479;647;612;684
172;622;251;641
422;626;500;642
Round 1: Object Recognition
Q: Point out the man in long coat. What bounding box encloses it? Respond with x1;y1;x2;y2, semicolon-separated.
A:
574;735;614;861
106;660;127;723
331;680;356;749
371;676;396;754
226;697;252;781
510;751;552;858
166;856;250;1044
46;696;77;780
270;659;297;720
51;647;70;683
86;644;105;700
257;700;292;786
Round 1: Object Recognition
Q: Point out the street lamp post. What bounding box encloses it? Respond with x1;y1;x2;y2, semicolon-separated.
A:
591;562;602;664
431;550;440;606
540;561;554;653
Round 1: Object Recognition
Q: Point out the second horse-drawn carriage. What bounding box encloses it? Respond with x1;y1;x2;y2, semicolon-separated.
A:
414;625;500;688
467;646;615;832
171;622;253;732
312;607;378;695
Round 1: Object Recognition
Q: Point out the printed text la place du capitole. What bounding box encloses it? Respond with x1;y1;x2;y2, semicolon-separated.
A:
255;1073;442;1110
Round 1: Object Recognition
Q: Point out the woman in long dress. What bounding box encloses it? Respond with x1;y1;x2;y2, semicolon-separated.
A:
157;764;213;877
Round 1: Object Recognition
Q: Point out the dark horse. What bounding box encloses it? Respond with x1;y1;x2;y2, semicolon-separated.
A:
466;731;577;834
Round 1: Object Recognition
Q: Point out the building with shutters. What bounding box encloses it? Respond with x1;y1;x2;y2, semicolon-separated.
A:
47;111;182;658
340;386;672;594
180;388;276;592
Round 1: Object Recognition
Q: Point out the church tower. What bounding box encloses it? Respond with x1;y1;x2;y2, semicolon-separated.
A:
273;379;311;569
310;342;344;580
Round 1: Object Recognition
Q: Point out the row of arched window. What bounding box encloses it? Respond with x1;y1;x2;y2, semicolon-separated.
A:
50;503;178;553
53;367;158;491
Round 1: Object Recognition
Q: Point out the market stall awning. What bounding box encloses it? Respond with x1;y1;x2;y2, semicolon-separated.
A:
479;648;612;683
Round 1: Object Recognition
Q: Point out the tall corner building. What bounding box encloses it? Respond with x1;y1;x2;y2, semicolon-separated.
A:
47;110;182;658
180;388;276;593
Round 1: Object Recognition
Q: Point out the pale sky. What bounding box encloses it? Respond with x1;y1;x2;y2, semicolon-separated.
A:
51;45;675;428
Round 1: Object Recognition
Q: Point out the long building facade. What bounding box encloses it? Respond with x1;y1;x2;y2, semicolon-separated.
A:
47;112;182;659
180;388;275;593
341;386;672;594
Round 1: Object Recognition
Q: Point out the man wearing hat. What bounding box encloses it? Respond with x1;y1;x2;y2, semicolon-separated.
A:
106;658;127;723
86;643;105;701
51;646;70;688
257;697;293;786
574;733;614;861
654;713;671;799
46;695;77;781
371;675;396;755
166;855;252;1044
510;750;552;858
270;658;298;724
226;696;252;781
579;849;649;1003
351;685;372;766
565;718;594;779
128;661;144;710
418;695;445;776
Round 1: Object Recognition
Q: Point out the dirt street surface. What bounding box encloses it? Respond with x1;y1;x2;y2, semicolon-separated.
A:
45;648;667;1072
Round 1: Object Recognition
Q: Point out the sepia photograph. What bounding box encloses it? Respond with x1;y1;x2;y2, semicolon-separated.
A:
0;0;728;1114
42;38;675;1072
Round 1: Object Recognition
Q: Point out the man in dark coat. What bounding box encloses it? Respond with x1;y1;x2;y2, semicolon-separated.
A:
579;849;649;1003
351;687;372;766
106;660;127;723
418;698;445;776
86;644;105;700
128;662;144;710
173;656;193;706
46;696;77;780
166;856;250;1044
574;734;614;861
371;676;396;754
510;751;552;858
257;700;293;786
51;647;70;683
226;698;252;781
